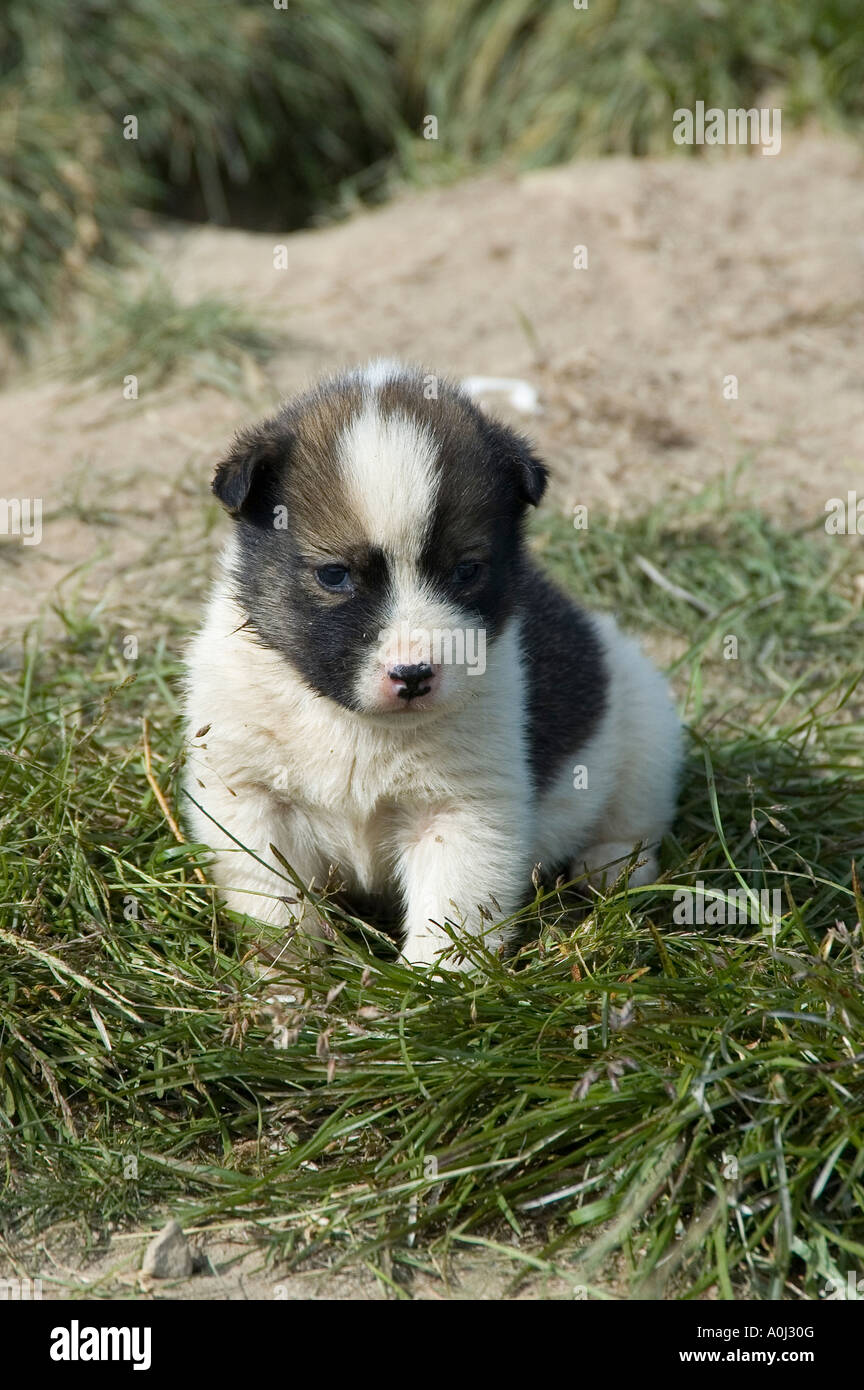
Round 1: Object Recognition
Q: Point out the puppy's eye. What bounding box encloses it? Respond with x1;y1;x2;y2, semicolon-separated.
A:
315;564;351;592
452;560;482;585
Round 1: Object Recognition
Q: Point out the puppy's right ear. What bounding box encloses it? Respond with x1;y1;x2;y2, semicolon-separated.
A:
212;423;289;518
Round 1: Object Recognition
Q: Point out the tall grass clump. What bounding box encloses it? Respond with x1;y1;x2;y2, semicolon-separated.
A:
0;95;145;347
399;0;864;173
0;0;403;342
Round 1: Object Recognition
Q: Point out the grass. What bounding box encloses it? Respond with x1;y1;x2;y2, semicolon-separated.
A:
1;478;863;1299
59;274;282;394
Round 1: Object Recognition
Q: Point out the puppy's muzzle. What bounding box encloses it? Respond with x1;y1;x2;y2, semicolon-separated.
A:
388;662;436;701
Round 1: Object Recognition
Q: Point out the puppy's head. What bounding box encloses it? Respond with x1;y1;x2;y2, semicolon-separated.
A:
212;362;546;717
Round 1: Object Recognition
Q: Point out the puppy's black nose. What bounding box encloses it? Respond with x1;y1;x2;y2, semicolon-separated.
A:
389;663;434;700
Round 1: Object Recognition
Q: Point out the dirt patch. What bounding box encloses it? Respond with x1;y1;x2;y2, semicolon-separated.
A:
4;135;863;637
1;1221;613;1301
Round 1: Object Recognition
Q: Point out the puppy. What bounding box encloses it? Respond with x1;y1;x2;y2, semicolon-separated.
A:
184;362;682;967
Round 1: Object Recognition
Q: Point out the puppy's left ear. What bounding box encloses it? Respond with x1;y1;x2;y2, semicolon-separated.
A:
484;419;548;506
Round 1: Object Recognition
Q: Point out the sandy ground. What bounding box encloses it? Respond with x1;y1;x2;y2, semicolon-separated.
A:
1;136;861;1299
3;135;863;638
2;1224;611;1301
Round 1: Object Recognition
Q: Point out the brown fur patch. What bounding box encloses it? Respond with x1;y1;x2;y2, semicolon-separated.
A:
375;373;486;451
282;379;368;556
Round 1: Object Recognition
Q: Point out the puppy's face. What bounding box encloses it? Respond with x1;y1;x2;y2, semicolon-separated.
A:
212;364;547;717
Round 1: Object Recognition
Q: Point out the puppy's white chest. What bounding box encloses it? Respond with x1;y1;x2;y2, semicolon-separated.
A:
258;724;439;892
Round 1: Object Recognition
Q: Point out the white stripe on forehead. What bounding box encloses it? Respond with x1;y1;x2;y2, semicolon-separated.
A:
338;403;440;558
351;357;404;390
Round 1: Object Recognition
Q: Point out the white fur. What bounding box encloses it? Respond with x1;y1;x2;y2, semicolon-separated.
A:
351;358;404;392
337;407;480;712
534;613;682;890
340;407;439;560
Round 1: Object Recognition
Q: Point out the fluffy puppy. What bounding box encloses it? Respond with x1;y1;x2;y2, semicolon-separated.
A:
184;362;682;966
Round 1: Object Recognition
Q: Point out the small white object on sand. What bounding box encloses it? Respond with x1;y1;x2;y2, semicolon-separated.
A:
141;1219;194;1279
461;377;541;415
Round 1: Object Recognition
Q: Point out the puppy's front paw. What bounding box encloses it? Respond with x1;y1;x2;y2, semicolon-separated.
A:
574;840;657;891
400;928;463;970
400;921;507;971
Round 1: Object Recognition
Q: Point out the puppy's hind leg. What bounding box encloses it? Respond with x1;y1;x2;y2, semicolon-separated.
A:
572;615;683;895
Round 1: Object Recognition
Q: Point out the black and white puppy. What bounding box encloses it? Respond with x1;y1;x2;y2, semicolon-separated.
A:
184;362;682;966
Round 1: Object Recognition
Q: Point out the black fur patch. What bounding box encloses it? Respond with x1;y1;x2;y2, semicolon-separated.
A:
417;407;537;639
517;563;608;793
233;529;395;710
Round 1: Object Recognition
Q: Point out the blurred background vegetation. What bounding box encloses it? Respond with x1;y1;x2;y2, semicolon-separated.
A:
1;0;863;346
